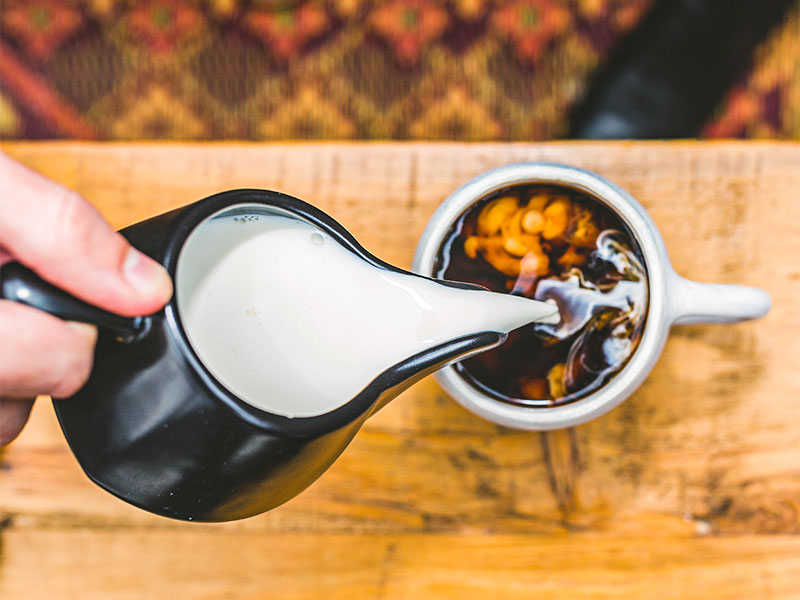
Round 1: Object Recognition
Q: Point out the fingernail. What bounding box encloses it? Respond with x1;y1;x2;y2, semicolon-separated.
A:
66;321;98;344
123;248;173;300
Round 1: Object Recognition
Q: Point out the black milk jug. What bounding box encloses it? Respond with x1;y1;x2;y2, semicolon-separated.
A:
1;190;509;521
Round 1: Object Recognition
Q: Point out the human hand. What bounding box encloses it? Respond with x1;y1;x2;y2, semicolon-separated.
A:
0;153;173;446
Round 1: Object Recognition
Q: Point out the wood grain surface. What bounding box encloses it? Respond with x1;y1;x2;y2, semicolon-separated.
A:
1;141;799;599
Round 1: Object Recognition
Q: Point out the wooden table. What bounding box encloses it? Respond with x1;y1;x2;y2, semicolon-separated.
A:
1;141;799;599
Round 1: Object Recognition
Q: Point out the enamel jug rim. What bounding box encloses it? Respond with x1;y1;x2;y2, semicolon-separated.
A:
161;189;501;438
161;190;381;437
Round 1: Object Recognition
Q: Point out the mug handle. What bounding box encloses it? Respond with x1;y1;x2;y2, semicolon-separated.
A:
0;262;148;342
669;271;771;325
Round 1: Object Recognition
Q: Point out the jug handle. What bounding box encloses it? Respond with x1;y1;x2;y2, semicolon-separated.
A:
0;262;148;342
669;271;771;326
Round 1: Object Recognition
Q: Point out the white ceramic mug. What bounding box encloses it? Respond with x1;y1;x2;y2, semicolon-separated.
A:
413;162;771;430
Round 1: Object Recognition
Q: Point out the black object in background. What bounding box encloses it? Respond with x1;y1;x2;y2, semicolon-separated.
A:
570;0;797;139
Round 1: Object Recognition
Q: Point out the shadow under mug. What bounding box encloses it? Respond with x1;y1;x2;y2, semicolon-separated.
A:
412;162;771;431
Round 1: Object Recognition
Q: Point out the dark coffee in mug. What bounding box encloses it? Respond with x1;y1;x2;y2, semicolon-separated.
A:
433;185;649;407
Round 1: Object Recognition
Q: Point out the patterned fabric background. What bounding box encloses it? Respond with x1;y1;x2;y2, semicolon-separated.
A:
1;0;798;140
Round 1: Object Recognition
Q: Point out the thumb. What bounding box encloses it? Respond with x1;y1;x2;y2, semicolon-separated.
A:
0;153;172;317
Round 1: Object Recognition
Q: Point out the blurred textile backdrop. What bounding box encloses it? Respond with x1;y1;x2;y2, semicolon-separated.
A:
1;0;798;140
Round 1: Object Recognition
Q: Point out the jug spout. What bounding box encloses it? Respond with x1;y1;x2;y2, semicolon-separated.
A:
365;328;509;416
360;277;560;416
